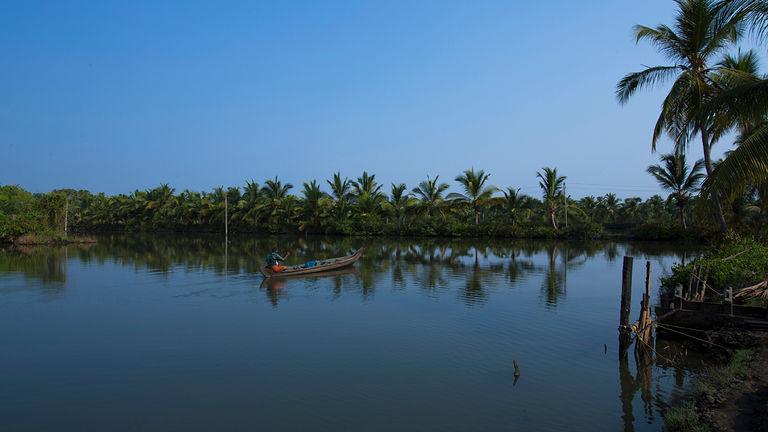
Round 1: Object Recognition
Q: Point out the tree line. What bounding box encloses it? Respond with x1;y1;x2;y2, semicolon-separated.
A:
1;162;765;242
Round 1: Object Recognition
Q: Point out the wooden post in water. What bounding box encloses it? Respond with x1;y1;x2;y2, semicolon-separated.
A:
224;194;228;242
637;261;653;344
619;256;634;355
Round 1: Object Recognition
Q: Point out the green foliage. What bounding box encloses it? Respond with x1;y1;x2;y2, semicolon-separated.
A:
0;186;51;242
0;165;746;242
662;233;768;294
664;401;710;432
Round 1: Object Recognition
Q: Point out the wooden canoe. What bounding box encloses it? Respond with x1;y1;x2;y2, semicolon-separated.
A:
259;248;363;278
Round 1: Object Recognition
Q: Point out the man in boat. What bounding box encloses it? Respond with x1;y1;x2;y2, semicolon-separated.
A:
266;248;290;273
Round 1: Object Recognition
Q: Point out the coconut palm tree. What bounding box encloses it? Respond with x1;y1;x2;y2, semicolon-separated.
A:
621;197;643;223
351;171;383;199
578;196;600;222
447;168;497;225
647;152;706;228
616;0;747;233
301;180;328;233
261;177;292;200
388;183;413;231
699;46;768;206
412;176;450;217
537;167;566;228
261;177;293;229
350;172;385;215
327;172;353;219
500;187;528;224
241;180;261;227
600;193;622;223
327;172;352;200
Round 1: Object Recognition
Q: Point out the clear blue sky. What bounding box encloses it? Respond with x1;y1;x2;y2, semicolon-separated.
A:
0;0;748;198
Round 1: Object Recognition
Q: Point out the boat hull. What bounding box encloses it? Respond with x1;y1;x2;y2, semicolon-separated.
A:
260;248;363;278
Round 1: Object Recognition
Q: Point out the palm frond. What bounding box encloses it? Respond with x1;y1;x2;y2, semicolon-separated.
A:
617;66;683;104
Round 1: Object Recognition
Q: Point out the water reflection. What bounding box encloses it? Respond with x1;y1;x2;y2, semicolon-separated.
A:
0;235;704;432
0;246;69;285
0;235;696;305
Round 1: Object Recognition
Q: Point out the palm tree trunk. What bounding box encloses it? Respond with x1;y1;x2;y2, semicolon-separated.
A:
679;205;687;229
550;209;558;229
700;130;728;233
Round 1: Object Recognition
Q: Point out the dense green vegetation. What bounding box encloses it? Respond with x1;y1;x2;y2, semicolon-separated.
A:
662;233;768;303
0;185;65;243
5;163;763;242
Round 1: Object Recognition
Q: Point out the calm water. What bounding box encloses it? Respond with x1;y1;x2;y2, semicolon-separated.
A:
0;235;701;431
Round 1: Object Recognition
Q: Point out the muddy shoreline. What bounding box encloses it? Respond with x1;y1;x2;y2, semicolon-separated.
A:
664;334;768;431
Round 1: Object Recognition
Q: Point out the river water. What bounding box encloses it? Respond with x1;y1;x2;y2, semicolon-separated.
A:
0;235;701;431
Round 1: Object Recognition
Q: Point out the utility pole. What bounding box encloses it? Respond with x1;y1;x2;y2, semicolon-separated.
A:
63;194;69;238
563;181;567;228
224;193;228;242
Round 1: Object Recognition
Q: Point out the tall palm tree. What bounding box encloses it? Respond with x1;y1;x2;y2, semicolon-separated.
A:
447;168;497;225
241;180;261;227
301;180;328;232
261;177;292;200
351;171;384;215
351;171;383;199
616;0;746;233
261;177;293;229
621;197;643;223
647;152;706;228
327;172;353;219
412;176;450;217
327;172;353;201
600;193;622;223
578;196;600;222
699;45;768;206
537;167;566;228
388;183;413;231
500;187;528;224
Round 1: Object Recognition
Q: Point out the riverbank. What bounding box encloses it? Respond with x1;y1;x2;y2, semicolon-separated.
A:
8;234;97;246
664;334;768;432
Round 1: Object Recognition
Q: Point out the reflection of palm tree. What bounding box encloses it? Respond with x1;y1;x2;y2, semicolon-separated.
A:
462;267;487;305
542;245;565;307
507;258;535;287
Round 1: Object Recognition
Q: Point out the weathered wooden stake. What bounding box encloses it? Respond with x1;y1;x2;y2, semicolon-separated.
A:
619;256;634;355
638;261;652;343
224;194;229;242
513;360;521;377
